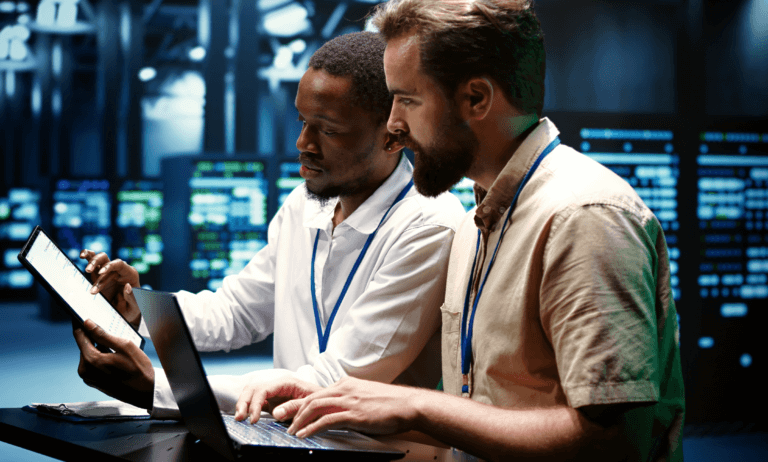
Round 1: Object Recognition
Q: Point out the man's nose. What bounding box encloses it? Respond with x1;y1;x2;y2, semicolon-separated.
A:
296;125;318;154
387;109;407;136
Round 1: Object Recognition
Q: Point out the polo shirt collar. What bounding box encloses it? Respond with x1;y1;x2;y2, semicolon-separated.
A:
473;117;560;233
303;154;413;234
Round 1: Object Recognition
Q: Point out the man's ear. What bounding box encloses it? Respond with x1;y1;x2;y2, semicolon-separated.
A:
383;131;404;153
457;77;493;121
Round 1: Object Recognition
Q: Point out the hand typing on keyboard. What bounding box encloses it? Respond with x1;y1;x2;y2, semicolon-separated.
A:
235;375;321;425
278;377;421;438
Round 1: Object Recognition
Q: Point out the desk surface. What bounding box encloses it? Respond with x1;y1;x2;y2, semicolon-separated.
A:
0;408;227;462
0;408;473;462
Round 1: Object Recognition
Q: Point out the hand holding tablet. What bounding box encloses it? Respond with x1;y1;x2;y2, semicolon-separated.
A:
17;226;144;351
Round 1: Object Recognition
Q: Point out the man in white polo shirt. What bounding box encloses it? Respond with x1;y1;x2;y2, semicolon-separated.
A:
73;31;465;418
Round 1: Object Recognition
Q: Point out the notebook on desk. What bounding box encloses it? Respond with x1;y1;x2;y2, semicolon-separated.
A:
132;287;404;461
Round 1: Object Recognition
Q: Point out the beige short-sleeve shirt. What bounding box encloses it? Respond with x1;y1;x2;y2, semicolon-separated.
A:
442;118;685;461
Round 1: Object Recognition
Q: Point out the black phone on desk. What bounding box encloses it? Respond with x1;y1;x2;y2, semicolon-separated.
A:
17;226;145;351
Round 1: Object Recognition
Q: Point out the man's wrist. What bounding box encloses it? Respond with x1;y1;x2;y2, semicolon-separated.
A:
405;388;434;432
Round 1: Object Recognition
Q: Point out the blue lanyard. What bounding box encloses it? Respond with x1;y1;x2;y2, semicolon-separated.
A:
311;179;414;354
460;137;560;394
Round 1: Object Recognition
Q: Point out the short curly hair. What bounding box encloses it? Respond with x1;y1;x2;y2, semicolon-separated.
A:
308;31;392;125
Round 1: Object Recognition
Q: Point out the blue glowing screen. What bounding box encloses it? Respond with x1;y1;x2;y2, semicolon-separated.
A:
52;179;111;271
276;161;303;208
449;178;476;213
114;180;164;290
696;131;768;302
0;188;41;295
188;160;268;292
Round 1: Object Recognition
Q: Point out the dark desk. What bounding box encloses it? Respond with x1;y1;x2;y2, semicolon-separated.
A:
1;408;473;461
0;408;228;461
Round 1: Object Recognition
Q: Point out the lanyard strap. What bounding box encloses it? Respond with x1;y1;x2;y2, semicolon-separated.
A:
460;137;561;394
311;179;414;353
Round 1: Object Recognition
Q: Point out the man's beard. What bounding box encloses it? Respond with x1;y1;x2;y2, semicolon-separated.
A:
305;186;335;208
403;112;478;198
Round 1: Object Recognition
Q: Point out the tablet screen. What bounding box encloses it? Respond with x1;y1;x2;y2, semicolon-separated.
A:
24;230;144;349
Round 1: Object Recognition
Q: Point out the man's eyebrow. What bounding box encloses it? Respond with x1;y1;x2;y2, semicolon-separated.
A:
389;88;418;98
296;110;341;124
313;114;340;123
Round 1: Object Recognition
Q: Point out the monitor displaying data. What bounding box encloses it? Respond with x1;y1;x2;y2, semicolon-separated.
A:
0;188;41;299
114;180;164;290
186;160;269;292
688;126;767;422
696;130;768;303
578;127;681;300
276;161;303;208
52;179;111;271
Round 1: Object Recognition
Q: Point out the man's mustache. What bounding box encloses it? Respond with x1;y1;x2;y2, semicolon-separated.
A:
396;133;418;151
297;153;322;170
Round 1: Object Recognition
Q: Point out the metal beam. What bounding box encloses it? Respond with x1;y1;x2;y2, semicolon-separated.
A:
235;0;260;153
202;0;228;152
321;2;348;38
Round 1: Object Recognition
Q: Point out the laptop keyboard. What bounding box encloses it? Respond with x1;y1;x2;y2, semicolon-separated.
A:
222;414;328;449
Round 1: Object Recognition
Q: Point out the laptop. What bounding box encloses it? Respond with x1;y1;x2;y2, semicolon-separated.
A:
132;287;405;461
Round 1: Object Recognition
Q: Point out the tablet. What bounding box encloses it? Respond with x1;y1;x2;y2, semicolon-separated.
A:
18;226;144;351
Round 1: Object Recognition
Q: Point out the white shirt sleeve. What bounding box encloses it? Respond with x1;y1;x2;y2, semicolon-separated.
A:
149;205;287;418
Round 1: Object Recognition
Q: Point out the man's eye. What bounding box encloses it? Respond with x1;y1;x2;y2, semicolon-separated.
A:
398;97;413;106
297;118;334;135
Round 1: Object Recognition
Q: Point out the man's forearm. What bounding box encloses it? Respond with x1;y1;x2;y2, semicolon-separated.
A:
407;389;622;462
282;377;628;461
